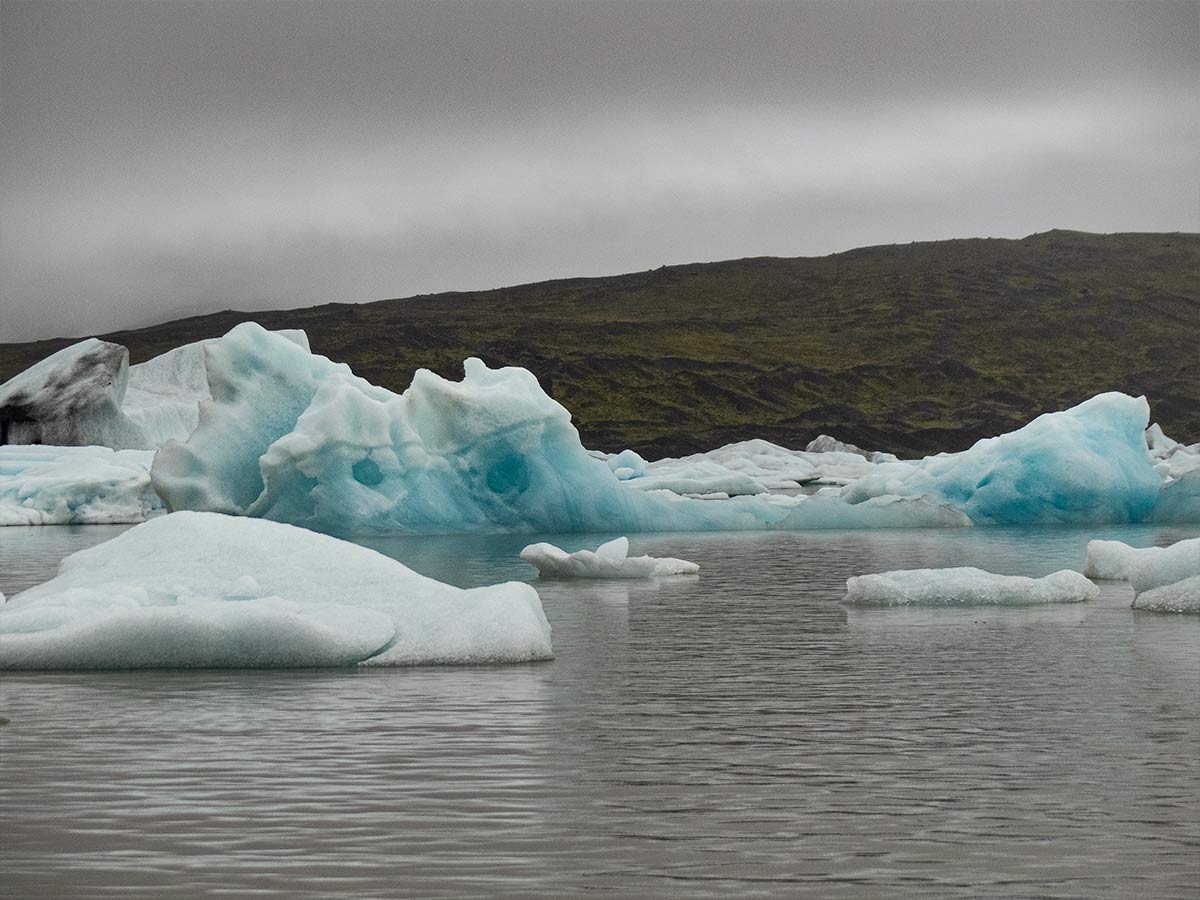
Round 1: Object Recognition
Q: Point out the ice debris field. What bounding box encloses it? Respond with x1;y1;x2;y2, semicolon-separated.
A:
520;536;699;579
1;322;1197;669
0;512;553;669
2;322;1196;534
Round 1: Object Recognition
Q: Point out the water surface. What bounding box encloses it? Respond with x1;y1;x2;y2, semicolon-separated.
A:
2;524;1198;899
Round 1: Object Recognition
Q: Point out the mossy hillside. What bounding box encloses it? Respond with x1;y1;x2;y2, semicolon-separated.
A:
1;230;1196;456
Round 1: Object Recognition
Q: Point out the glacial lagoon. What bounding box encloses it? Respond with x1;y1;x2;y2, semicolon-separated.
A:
2;524;1198;899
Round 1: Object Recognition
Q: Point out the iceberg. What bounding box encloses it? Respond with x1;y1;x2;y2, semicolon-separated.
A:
1083;539;1143;580
1127;537;1200;596
0;511;553;669
843;567;1099;606
615;438;894;496
151;323;969;534
1131;575;1200;613
520;536;699;578
0;339;147;449
840;393;1165;524
0;330;310;451
0;445;160;525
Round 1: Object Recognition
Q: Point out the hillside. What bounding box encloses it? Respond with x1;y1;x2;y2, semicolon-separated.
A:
2;230;1197;456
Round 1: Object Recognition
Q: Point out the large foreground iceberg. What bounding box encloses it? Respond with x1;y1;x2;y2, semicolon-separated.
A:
0;445;160;525
843;567;1099;606
520;536;699;578
0;511;553;669
151;323;968;534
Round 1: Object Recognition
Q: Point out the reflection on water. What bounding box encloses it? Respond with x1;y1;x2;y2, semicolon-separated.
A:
2;523;1198;899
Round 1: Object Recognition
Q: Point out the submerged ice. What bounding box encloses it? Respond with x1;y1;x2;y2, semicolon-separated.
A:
520;536;699;578
0;511;553;669
843;567;1099;607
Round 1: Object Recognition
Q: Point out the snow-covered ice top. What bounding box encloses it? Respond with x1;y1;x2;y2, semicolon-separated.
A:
0;444;159;526
0;511;553;669
843;567;1099;606
520;536;699;578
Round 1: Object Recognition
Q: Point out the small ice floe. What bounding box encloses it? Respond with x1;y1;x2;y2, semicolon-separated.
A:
0;511;553;669
1081;536;1200;612
1083;540;1144;580
520;536;698;579
843;567;1098;607
1132;575;1200;613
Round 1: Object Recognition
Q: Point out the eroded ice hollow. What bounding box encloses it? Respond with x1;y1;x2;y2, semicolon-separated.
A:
0;512;553;669
520;537;699;578
146;323;1195;534
843;568;1099;607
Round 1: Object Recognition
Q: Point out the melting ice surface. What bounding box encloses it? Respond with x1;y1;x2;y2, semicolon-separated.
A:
842;567;1099;607
146;323;1192;536
520;536;699;578
0;511;552;669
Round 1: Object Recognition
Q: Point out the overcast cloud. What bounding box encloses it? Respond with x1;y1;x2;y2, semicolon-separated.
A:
2;0;1197;340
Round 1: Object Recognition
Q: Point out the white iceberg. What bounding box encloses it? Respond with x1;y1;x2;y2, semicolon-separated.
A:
1083;539;1144;580
0;511;553;669
840;392;1165;524
0;445;160;525
1132;575;1200;613
150;323;968;534
520;536;699;578
843;567;1099;606
1127;536;1200;596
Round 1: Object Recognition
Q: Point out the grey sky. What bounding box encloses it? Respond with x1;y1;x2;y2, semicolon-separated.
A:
2;0;1197;341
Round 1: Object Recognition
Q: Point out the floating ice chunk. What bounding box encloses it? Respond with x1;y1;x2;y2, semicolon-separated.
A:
0;511;553;669
1127;537;1200;596
625;459;767;497
0;445;160;525
843;567;1099;606
520;536;698;578
1083;540;1143;580
841;393;1165;524
1132;575;1200;613
804;434;895;463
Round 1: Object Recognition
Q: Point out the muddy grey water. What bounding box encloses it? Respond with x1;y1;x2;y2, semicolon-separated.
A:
2;524;1198;900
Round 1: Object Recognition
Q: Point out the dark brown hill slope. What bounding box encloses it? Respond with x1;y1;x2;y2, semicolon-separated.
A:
2;230;1197;456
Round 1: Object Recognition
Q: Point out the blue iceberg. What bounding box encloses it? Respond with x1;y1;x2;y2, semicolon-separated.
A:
150;324;968;534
